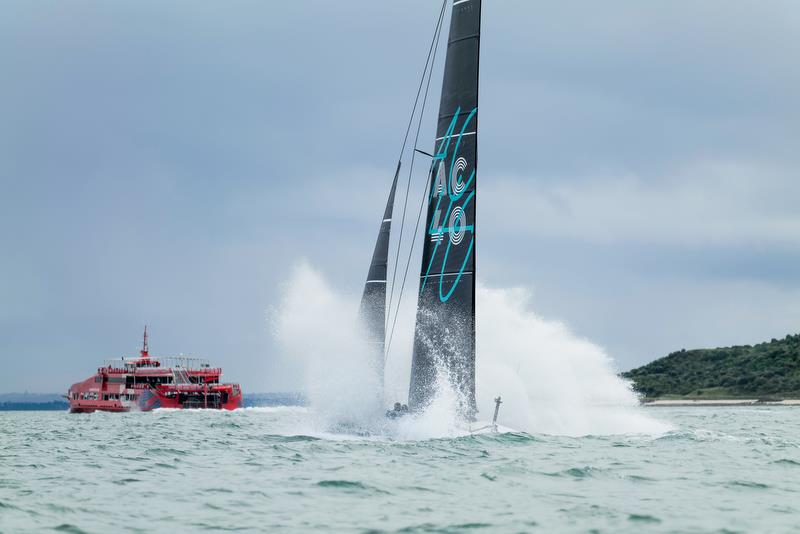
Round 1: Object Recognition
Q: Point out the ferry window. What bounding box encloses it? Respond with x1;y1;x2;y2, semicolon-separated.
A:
103;394;108;401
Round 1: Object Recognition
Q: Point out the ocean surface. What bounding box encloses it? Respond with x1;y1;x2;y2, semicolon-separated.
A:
1;406;799;533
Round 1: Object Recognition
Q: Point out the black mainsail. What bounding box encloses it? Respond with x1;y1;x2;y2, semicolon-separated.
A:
359;165;400;384
408;0;481;417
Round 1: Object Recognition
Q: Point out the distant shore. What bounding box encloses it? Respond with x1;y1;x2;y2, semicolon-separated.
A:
643;399;800;407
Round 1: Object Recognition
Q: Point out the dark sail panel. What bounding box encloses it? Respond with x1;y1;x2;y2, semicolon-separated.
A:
359;165;399;384
409;0;481;417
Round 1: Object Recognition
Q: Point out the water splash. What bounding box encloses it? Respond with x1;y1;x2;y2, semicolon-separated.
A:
475;286;670;436
271;263;384;430
271;263;669;438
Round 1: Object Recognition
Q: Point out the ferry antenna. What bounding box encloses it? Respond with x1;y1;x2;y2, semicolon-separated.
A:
141;325;149;358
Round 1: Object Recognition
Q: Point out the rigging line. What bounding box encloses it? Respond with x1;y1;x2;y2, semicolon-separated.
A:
396;0;448;164
385;160;435;362
385;7;447;363
386;0;448;336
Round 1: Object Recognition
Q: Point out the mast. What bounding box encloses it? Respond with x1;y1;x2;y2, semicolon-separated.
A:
140;325;149;358
359;165;400;389
408;0;481;418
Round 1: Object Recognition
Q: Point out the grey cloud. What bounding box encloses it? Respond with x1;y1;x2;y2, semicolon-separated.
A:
1;1;798;392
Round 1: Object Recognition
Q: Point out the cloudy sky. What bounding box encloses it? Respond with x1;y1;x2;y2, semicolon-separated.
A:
2;1;798;393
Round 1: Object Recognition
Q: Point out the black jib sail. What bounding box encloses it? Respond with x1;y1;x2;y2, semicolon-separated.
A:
359;164;400;385
408;0;481;417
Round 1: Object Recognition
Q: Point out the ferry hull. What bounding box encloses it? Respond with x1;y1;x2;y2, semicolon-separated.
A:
68;389;243;413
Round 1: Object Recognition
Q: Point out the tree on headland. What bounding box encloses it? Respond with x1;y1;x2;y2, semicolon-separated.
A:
622;334;800;399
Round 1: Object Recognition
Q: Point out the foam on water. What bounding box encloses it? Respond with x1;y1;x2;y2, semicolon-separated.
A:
272;263;669;438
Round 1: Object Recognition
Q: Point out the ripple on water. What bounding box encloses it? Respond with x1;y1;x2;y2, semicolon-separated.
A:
316;480;389;495
153;462;178;469
267;434;319;443
771;458;800;467
545;466;603;479
727;480;770;490
143;447;188;456
448;522;493;529
113;478;141;485
628;513;661;524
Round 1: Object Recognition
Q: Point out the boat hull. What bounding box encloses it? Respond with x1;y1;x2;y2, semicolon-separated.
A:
68;390;243;413
68;377;243;413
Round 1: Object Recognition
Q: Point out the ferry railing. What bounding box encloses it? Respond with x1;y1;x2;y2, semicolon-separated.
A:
102;356;213;370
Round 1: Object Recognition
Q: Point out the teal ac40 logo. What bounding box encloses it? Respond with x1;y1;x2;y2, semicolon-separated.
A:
421;106;477;302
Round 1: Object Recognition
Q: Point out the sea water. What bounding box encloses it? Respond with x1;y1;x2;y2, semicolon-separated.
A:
5;265;796;532
1;406;799;533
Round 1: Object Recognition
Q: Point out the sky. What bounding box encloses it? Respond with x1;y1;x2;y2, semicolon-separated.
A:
1;1;799;393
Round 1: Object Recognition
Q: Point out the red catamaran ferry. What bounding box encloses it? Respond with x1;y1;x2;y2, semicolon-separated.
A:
67;328;243;413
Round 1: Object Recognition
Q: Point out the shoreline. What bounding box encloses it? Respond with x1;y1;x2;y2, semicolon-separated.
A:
643;399;800;407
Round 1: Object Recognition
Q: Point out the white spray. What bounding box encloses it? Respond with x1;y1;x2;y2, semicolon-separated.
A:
272;263;669;438
271;263;384;429
475;286;669;436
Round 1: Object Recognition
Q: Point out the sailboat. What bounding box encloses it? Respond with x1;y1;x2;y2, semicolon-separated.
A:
360;0;500;429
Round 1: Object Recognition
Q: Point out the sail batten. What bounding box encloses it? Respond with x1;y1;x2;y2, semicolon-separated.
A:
408;0;481;418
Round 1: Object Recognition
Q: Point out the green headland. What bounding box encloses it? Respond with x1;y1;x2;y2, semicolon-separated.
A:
623;334;800;400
